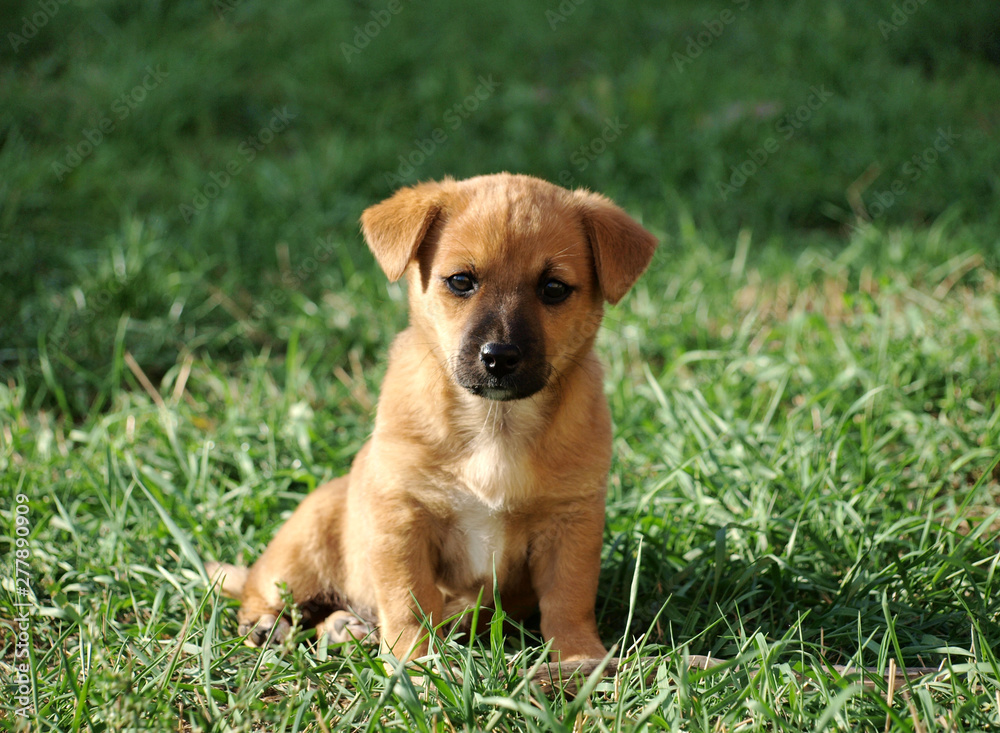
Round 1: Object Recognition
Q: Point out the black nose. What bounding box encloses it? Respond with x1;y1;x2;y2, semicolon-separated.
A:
479;342;521;377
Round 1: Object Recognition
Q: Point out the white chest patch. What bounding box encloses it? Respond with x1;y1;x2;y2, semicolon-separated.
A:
456;431;532;509
452;498;506;582
441;401;539;588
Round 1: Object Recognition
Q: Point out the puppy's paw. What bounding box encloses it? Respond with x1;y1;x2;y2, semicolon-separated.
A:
239;613;291;647
552;641;609;664
316;610;377;644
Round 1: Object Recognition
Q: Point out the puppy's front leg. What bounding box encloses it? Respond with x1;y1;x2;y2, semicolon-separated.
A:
370;529;444;660
530;502;608;662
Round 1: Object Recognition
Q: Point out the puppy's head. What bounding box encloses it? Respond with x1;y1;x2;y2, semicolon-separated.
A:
361;173;657;401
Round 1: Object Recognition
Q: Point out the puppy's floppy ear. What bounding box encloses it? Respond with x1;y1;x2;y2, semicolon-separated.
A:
361;181;446;282
575;191;658;305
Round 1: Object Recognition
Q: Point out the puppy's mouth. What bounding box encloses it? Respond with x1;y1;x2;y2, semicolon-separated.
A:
462;378;546;402
452;342;550;402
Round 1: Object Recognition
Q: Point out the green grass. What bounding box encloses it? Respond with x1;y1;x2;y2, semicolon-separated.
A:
3;0;1000;730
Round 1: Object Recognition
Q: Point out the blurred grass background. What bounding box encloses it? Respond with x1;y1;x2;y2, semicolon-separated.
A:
2;0;999;415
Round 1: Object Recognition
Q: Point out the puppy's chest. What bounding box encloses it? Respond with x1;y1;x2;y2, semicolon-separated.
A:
440;499;509;587
436;418;538;588
453;429;535;508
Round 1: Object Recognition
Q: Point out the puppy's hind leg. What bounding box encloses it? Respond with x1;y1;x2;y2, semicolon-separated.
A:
230;477;353;647
205;561;248;598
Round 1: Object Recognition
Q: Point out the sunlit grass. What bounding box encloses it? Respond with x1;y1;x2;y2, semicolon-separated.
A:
3;221;999;730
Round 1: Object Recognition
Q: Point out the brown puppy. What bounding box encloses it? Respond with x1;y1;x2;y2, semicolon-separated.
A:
208;173;657;662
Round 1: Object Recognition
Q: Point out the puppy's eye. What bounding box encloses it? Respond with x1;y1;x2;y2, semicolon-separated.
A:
540;279;572;304
445;273;478;296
